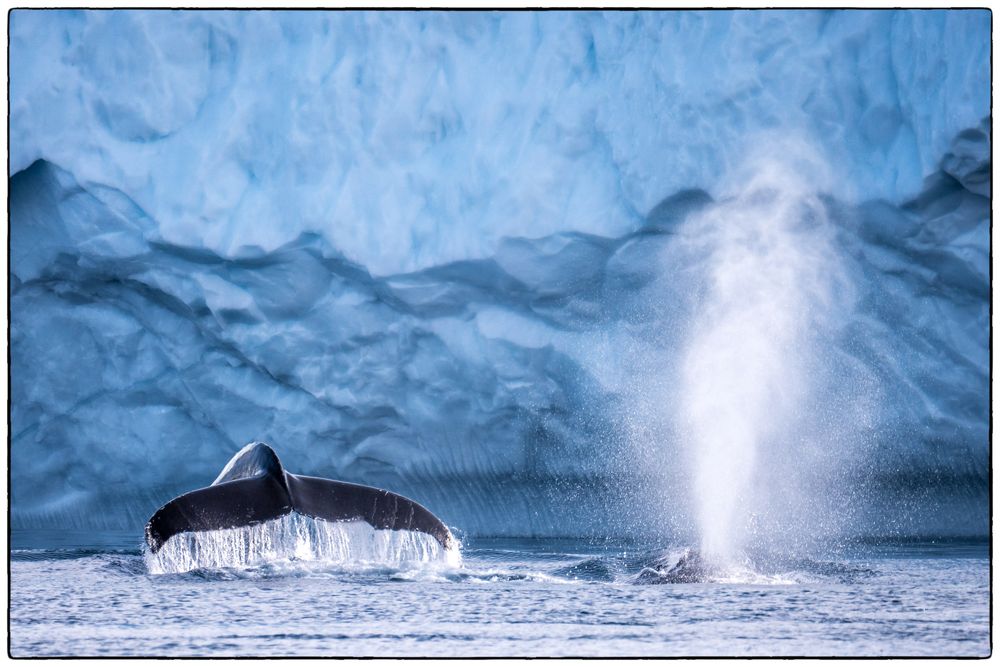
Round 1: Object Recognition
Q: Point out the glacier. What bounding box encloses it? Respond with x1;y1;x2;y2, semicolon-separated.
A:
9;9;990;541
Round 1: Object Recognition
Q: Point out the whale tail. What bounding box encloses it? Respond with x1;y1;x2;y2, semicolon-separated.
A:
145;442;455;553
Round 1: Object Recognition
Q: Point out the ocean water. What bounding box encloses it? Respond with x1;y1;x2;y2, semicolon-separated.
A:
9;530;990;657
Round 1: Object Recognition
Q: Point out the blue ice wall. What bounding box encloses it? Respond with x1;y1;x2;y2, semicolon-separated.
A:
9;10;990;538
10;10;989;274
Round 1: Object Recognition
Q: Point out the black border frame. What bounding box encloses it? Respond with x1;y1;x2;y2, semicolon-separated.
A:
4;5;993;660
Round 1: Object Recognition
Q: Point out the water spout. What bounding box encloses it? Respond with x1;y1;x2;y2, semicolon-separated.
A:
676;139;851;566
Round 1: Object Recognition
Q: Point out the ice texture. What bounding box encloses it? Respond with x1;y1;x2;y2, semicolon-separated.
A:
9;10;990;539
10;10;989;274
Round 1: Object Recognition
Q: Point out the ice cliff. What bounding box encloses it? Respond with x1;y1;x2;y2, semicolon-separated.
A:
9;10;990;539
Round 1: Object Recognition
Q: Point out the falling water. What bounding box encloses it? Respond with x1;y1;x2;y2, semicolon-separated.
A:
145;513;462;574
677;140;852;567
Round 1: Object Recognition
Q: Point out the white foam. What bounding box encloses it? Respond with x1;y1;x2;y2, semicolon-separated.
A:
145;513;461;575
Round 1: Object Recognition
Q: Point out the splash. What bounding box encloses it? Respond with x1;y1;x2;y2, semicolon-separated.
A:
145;513;462;575
634;548;800;585
676;138;853;566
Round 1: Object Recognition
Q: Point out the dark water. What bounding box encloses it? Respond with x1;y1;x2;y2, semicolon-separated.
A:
9;530;990;657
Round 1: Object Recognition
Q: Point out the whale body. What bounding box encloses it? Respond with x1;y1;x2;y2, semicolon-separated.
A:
145;442;455;553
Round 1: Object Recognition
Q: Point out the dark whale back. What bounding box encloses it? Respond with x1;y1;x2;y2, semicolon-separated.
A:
145;442;454;553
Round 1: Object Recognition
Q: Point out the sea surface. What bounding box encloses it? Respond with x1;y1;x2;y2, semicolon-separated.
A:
9;530;991;657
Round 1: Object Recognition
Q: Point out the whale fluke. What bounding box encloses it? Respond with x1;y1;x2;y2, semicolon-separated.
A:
145;442;455;553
